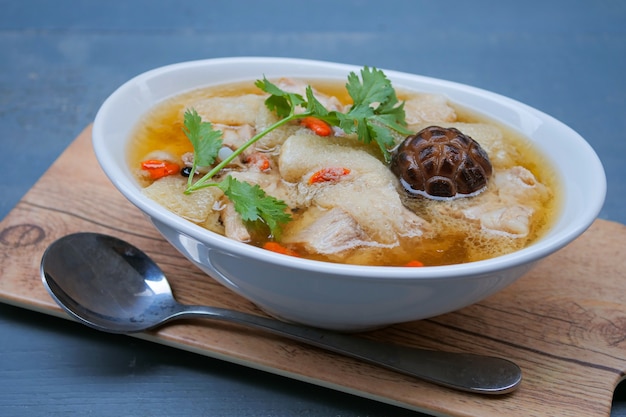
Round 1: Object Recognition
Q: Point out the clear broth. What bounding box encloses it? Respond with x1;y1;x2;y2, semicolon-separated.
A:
128;80;561;266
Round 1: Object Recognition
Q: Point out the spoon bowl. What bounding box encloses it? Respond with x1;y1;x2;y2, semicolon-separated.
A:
41;232;522;394
41;233;184;333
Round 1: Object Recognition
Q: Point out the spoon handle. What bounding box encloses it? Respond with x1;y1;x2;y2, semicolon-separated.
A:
174;305;521;394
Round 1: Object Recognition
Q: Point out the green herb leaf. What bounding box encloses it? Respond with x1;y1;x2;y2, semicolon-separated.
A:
182;109;223;167
255;77;306;118
346;67;395;107
367;122;397;160
340;67;412;161
304;86;329;117
218;176;291;237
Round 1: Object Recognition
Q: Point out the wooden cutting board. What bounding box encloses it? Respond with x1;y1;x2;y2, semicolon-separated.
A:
1;125;625;417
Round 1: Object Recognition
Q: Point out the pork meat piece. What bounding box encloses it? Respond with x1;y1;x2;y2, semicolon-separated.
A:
279;133;430;246
281;207;371;254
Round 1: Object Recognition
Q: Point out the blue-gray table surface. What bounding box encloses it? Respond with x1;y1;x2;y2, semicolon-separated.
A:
1;1;625;416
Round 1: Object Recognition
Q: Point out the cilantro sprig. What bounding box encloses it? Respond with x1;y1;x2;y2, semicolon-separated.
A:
182;109;223;186
181;67;410;236
338;68;412;161
181;109;291;237
217;176;291;236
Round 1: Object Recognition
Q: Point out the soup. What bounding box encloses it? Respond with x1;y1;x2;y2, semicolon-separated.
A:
128;76;560;266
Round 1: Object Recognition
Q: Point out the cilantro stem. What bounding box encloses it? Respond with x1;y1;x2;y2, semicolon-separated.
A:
184;110;311;193
186;159;198;190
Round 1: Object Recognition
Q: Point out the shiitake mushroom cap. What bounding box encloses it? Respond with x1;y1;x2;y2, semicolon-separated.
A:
390;126;493;200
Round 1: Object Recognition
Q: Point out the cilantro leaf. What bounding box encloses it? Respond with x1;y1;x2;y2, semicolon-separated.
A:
255;77;306;118
218;176;291;237
304;86;329;116
182;109;223;167
368;122;398;161
346;67;395;107
340;67;411;162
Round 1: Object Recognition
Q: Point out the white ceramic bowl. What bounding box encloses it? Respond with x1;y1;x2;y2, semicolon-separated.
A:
92;57;606;331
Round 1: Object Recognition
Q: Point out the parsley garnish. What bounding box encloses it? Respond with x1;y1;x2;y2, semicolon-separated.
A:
182;67;410;236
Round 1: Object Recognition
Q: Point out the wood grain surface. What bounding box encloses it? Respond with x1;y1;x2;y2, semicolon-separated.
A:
1;125;625;417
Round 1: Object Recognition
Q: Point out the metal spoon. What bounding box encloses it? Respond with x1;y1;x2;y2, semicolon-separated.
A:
40;232;521;394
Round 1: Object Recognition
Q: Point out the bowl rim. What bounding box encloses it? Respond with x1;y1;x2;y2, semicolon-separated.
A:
92;56;607;281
